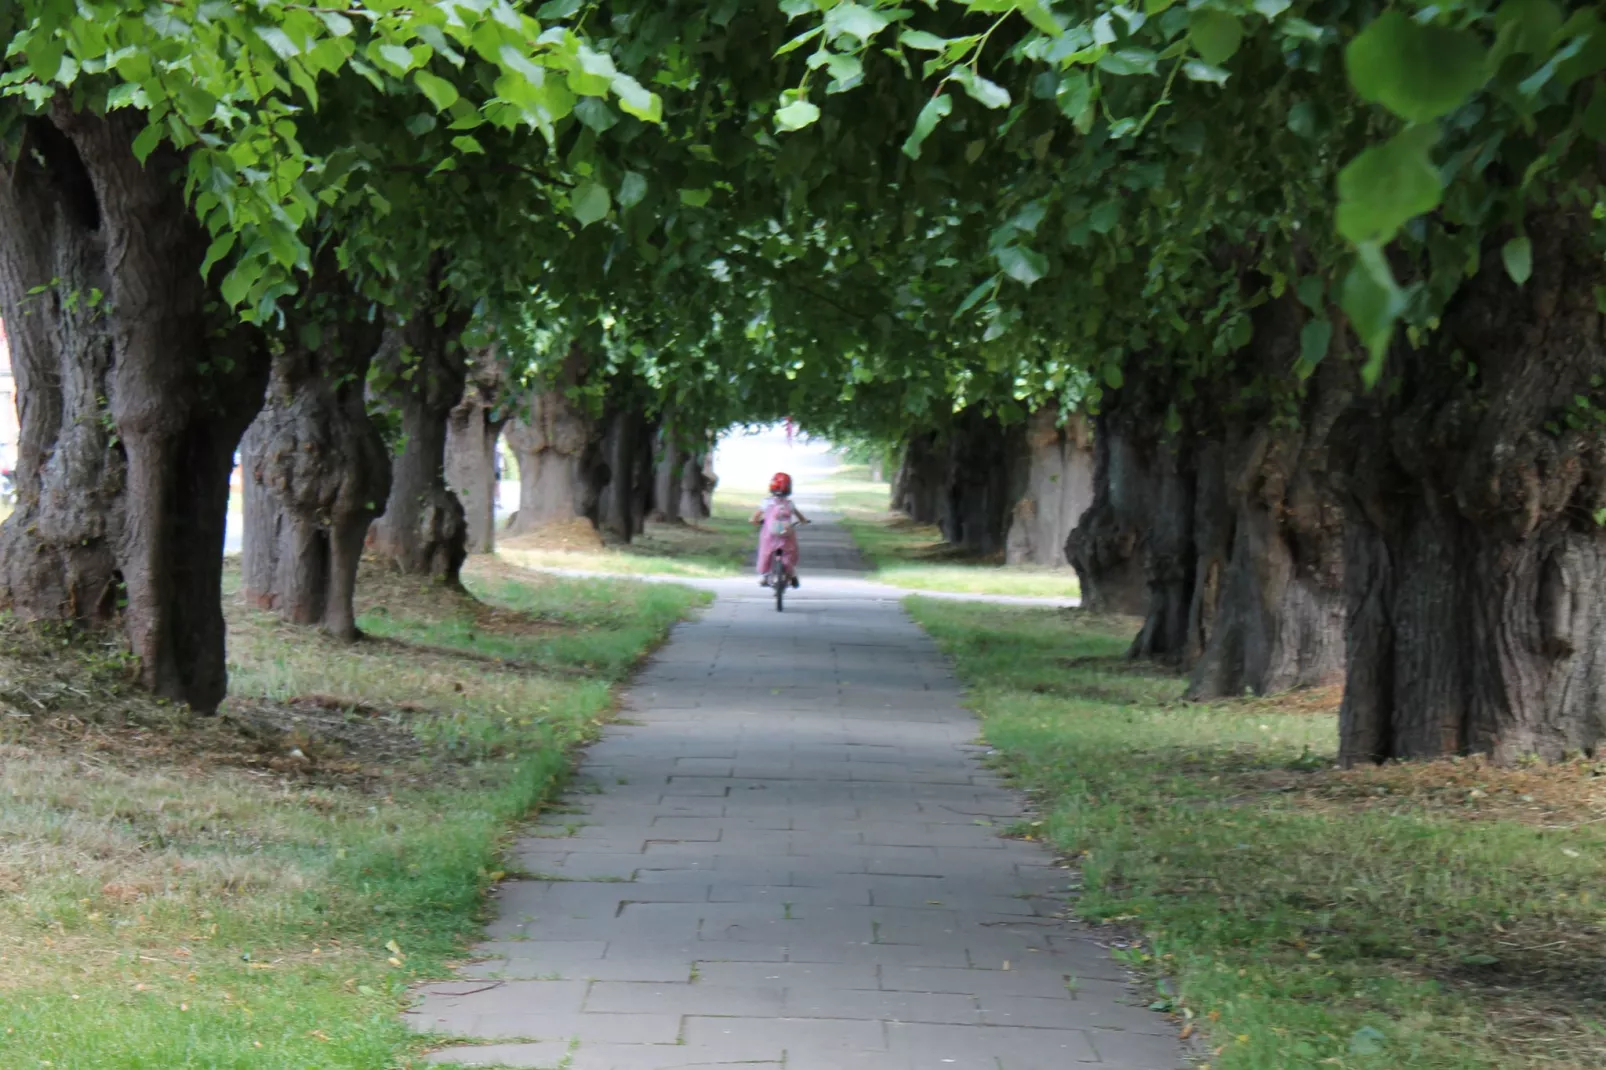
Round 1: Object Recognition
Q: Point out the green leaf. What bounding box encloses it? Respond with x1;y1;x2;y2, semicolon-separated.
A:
680;188;713;207
1056;72;1092;119
1299;318;1333;367
377;43;418;74
1189;11;1243;66
199;232;237;280
903;94;954;159
1348;1027;1387;1056
571;181;610;226
1103;363;1124;389
1183;60;1229;85
824;3;892;44
776;26;824;55
1253;0;1291;18
254;26;301;60
1287;100;1317;138
451;135;485;155
618;171;648;208
1346;10;1488;123
1342;243;1408;379
414;71;461;111
1335;123;1442;245
996;245;1049;286
131;122;163;164
952;67;1011;108
899;30;950;52
1502;236;1533;285
954;275;996;317
776;98;822;131
1097;49;1159;76
1017;0;1066;36
611;72;661;122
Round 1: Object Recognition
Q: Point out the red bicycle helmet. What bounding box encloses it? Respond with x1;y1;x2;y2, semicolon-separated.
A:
769;472;793;495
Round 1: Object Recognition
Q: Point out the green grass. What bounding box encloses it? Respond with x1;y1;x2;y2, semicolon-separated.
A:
0;560;704;1069
907;598;1606;1070
498;499;755;579
826;463;1081;599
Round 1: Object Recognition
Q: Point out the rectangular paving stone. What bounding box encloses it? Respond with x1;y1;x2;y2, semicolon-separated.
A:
407;536;1177;1070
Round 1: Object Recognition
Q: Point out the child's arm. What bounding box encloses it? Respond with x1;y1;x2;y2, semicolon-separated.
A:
750;506;765;525
794;507;810;523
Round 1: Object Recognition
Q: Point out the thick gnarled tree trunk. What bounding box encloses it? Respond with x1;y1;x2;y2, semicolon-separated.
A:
1005;408;1094;568
1186;299;1348;700
891;432;947;524
650;417;685;525
446;353;507;555
597;399;654;544
1334;216;1606;765
0;105;269;712
1066;408;1155;617
941;408;1026;556
367;283;470;586
0;115;123;626
679;447;716;521
504;387;604;535
239;274;389;641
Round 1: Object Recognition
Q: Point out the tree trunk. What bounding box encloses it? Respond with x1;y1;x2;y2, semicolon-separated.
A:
0;115;123;626
1186;300;1349;699
597;400;651;544
1066;409;1152;616
892;432;947;523
446;353;507;555
679;448;715;521
367;282;471;586
239;275;389;640
1126;437;1196;662
650;419;684;524
941;408;1026;556
1004;408;1094;567
504;386;604;535
1333;214;1606;765
0;105;270;712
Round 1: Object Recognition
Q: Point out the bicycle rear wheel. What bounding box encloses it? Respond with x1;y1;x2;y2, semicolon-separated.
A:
771;555;786;612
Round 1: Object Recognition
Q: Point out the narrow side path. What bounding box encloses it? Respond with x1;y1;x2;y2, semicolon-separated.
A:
411;518;1181;1070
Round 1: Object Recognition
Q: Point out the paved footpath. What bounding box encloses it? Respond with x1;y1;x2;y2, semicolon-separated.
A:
411;518;1184;1070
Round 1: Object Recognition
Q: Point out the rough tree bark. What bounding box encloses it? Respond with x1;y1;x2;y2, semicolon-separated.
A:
239;265;389;640
1185;297;1348;699
650;414;685;525
941;408;1026;556
502;345;609;536
1334;215;1606;764
446;351;507;555
1004;407;1094;567
1065;405;1154;617
0;105;270;712
679;446;716;521
891;432;947;523
0;114;123;626
367;274;471;586
596;398;653;544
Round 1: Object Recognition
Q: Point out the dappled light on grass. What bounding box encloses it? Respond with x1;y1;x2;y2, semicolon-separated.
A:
909;599;1606;1070
0;560;703;1068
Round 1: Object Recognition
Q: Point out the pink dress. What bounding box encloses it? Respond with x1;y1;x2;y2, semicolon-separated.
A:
756;496;800;577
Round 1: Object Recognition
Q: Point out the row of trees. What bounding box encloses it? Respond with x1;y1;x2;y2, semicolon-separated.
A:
2;0;1604;769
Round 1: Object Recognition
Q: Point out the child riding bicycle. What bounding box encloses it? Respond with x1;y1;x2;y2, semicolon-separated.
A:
752;472;809;588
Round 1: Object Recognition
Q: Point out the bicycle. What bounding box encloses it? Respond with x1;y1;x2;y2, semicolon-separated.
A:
767;546;788;612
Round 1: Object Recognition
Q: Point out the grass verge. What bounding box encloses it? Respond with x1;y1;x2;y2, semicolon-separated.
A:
0;559;704;1068
497;500;755;579
907;598;1606;1070
827;464;1081;599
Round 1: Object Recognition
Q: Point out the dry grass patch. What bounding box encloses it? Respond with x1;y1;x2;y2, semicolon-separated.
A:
910;597;1606;1070
0;560;703;1068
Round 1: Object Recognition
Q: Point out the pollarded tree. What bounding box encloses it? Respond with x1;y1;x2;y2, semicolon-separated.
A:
1;0;668;708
